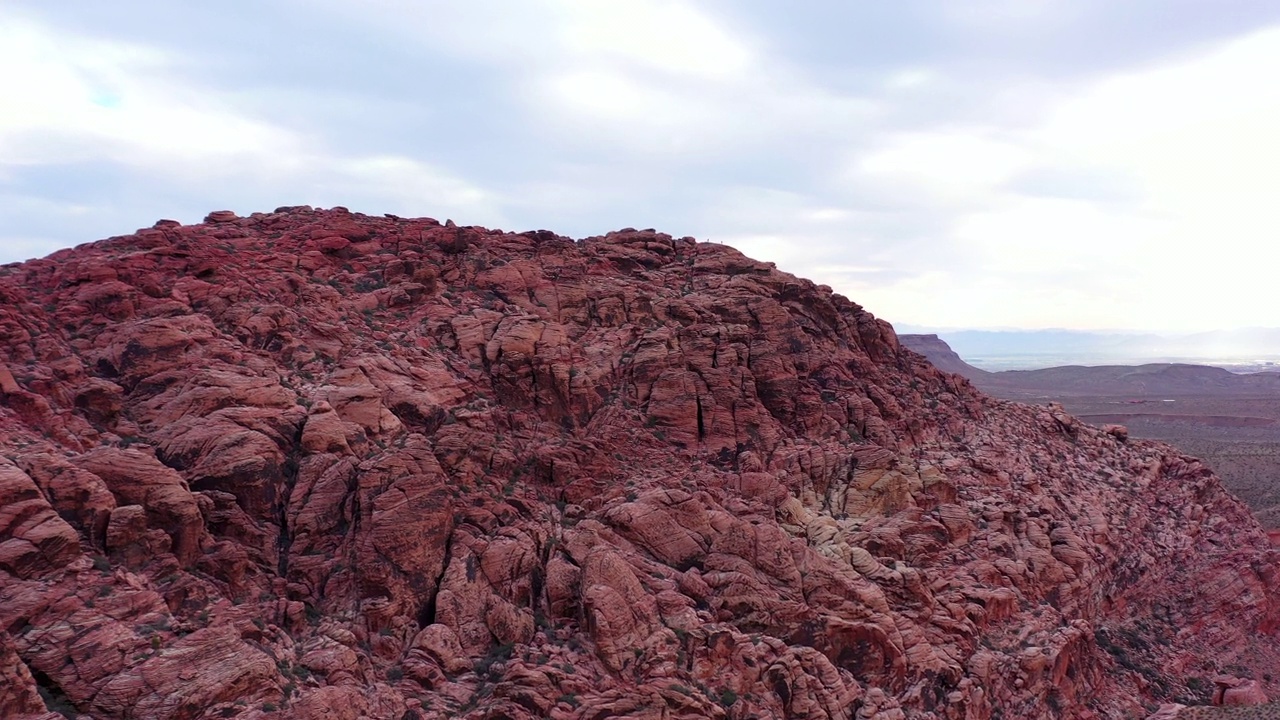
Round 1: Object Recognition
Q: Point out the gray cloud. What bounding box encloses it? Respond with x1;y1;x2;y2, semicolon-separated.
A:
3;1;1278;331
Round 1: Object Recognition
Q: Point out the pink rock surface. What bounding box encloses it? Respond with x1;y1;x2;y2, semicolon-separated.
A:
1214;676;1270;705
1;208;1278;718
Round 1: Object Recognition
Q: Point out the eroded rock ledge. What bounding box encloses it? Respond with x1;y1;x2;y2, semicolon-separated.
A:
1;207;1279;719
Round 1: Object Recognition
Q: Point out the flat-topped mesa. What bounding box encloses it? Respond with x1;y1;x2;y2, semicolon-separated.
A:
2;207;1279;720
899;333;991;380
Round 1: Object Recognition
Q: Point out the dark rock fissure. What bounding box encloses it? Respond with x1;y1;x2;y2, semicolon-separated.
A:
30;664;77;719
276;425;304;579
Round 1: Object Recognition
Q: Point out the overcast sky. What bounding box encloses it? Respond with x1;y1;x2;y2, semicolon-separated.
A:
3;1;1279;332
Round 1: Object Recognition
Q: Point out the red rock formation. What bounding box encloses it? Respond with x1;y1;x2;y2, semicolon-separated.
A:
2;207;1279;719
1213;676;1270;706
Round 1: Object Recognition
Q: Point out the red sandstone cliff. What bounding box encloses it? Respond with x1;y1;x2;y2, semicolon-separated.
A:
1;207;1278;720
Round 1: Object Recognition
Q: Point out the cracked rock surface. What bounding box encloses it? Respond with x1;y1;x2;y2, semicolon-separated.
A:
1;207;1279;719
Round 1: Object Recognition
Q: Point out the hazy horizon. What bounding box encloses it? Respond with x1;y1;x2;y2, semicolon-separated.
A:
900;325;1280;373
897;324;1280;337
3;1;1279;333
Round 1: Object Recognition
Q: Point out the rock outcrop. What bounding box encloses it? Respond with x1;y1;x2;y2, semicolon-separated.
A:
1147;703;1280;719
2;207;1279;719
899;334;990;381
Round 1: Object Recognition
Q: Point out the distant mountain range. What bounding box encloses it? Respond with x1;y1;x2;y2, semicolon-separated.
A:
895;326;1280;370
900;333;1280;397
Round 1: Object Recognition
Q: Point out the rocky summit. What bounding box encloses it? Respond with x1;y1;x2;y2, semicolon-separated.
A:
1;207;1279;720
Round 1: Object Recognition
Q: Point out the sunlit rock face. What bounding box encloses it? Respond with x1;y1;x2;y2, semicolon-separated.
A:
2;206;1279;720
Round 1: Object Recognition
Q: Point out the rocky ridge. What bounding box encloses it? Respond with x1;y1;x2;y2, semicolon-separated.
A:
2;207;1279;719
900;334;1280;536
897;336;989;382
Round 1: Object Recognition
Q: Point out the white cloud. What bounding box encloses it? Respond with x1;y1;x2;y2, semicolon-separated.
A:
304;156;498;222
543;68;721;148
884;68;936;91
828;24;1280;331
1039;27;1280;211
805;208;853;222
0;19;297;171
279;0;814;161
954;197;1165;275
856;131;1033;204
525;2;879;161
940;0;1081;31
0;13;503;245
556;0;752;80
2;3;1277;333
